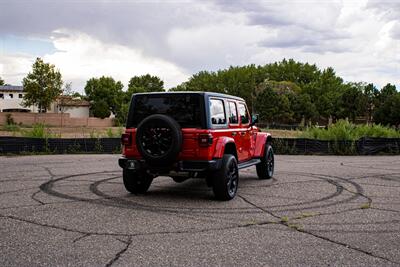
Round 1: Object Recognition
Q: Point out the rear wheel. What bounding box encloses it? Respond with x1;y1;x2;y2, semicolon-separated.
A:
123;169;153;194
256;143;274;179
212;154;239;200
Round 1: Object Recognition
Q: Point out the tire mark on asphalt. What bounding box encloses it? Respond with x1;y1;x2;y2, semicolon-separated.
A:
31;190;45;205
0;187;38;195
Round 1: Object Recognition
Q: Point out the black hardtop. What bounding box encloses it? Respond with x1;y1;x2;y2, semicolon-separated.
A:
133;91;245;102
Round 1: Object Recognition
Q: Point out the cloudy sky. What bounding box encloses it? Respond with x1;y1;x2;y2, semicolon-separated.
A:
0;0;399;92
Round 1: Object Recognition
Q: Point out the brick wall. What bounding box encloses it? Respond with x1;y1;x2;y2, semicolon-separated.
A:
0;112;113;127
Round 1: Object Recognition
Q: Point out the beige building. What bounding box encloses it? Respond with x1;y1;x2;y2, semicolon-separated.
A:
50;96;90;118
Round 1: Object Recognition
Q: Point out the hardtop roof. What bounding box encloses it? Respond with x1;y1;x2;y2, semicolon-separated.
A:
133;91;245;102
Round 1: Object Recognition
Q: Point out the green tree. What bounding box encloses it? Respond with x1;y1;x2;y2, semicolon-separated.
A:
374;93;400;126
290;93;318;123
262;58;320;85
91;99;111;119
338;84;366;122
0;76;4;86
126;74;164;99
254;81;294;123
85;76;124;118
363;83;379;123
377;83;397;107
22;57;63;112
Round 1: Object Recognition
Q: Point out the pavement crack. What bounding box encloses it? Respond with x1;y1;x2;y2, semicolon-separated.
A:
42;166;56;179
237;194;280;219
295;228;400;265
105;237;132;267
237;194;399;265
371;207;400;214
73;233;91;243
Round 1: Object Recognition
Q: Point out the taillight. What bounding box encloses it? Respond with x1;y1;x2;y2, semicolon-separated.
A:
121;133;131;146
198;133;213;147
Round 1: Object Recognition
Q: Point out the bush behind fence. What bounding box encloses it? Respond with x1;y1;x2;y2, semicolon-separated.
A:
0;137;399;155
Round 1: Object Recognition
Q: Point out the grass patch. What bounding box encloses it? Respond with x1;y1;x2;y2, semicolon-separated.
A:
2;123;20;132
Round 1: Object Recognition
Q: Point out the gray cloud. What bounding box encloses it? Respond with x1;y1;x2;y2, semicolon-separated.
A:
0;0;398;88
391;22;400;40
366;0;400;20
209;0;349;54
0;0;213;59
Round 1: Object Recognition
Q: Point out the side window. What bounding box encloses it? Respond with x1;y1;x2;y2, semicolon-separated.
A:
209;99;226;125
228;101;238;124
238;102;250;124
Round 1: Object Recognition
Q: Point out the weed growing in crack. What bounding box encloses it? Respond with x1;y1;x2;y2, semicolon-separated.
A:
360;203;371;209
280;216;289;223
294;212;320;219
288;224;303;231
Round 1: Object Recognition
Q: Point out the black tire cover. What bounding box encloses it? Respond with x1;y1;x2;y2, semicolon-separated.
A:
136;114;182;165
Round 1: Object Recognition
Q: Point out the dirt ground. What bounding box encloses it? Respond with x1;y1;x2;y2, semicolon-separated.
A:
0;126;124;138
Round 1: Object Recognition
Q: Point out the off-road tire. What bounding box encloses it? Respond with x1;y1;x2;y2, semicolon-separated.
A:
212;154;239;200
123;169;153;194
136;114;182;165
256;143;274;179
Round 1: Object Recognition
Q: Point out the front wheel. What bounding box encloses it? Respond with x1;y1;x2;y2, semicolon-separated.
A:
123;169;153;194
256;143;274;179
212;154;239;200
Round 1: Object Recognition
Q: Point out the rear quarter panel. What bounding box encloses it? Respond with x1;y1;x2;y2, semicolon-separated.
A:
253;131;271;158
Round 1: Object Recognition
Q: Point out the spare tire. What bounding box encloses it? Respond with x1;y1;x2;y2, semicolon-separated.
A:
136;114;182;165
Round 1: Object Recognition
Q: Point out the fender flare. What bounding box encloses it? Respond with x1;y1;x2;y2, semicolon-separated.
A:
254;132;272;158
213;136;236;159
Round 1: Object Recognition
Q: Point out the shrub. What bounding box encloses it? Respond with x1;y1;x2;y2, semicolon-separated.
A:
106;128;114;138
22;123;53;138
301;120;400;140
6;114;15;125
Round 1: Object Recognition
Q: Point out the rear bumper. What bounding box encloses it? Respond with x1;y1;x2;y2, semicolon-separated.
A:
118;157;222;172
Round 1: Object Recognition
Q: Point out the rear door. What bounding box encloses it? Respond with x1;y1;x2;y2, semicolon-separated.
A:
227;100;242;159
238;102;252;161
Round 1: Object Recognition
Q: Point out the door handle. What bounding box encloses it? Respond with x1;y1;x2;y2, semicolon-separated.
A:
231;132;237;137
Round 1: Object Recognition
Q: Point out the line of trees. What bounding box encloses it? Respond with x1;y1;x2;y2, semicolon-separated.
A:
171;59;399;127
2;58;399;127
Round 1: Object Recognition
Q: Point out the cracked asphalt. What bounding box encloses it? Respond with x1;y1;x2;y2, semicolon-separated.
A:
0;155;399;266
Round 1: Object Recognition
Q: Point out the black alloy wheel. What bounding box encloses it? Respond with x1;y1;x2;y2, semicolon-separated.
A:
256;143;274;179
212;154;239;200
123;169;153;194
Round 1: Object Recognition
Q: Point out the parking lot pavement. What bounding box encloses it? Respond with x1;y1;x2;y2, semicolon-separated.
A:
0;154;399;266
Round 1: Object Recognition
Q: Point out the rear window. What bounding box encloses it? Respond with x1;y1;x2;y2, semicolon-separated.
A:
127;94;203;128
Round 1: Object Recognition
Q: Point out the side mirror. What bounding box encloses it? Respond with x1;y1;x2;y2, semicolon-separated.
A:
251;114;259;126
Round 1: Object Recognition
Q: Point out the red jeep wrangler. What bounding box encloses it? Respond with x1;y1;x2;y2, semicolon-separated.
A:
119;92;274;200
